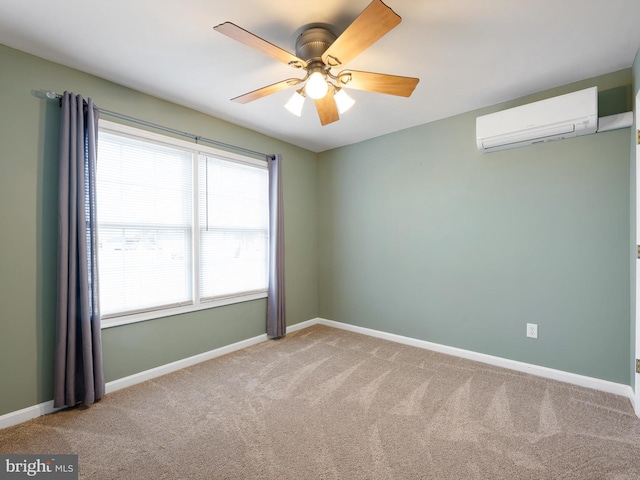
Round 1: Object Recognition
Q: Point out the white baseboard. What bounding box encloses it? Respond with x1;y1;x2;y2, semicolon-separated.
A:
0;401;62;430
317;318;634;400
105;332;269;394
2;316;635;429
286;318;319;333
0;330;272;430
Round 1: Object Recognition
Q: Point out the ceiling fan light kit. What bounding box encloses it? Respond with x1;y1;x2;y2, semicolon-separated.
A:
214;0;419;126
334;88;355;114
285;90;306;117
305;70;329;100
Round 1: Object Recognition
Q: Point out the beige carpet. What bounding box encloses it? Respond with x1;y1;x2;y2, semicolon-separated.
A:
2;324;640;479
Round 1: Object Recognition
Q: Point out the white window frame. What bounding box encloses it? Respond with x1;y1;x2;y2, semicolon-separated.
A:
98;120;268;329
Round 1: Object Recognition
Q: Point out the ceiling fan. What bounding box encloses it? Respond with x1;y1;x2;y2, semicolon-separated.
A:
213;0;419;126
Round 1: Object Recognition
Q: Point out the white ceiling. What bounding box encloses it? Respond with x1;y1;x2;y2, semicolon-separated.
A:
1;0;639;153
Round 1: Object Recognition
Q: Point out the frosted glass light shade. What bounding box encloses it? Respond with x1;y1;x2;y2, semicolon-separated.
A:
334;88;355;114
305;72;328;99
285;91;305;116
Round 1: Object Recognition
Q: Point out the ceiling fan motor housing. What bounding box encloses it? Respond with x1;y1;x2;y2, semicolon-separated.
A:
295;27;336;64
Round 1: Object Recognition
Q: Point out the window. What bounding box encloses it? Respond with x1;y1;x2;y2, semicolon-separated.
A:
97;121;269;326
198;156;269;300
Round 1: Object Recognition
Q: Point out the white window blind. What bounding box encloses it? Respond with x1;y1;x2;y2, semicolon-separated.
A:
198;155;269;300
96;122;269;323
97;132;193;316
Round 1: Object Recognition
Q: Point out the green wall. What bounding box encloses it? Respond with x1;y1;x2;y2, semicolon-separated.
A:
0;44;318;416
1;40;636;419
318;70;632;384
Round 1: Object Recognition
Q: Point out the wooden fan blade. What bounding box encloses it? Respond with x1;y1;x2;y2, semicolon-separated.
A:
321;0;401;68
337;70;419;97
231;78;302;104
214;22;307;69
314;91;339;126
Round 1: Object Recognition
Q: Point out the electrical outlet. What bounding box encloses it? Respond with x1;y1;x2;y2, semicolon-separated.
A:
526;323;538;339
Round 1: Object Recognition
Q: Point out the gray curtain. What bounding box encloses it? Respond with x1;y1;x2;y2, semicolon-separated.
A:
54;92;105;408
267;154;286;338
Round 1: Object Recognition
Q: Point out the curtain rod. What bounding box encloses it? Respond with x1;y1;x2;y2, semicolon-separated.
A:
42;90;275;161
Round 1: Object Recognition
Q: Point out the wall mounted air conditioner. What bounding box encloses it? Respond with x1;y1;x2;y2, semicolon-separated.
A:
476;87;598;153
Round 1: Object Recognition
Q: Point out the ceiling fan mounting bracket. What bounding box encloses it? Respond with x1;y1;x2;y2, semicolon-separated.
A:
324;55;341;67
336;72;352;85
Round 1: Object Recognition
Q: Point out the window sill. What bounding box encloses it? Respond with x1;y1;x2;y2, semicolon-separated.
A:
100;291;268;329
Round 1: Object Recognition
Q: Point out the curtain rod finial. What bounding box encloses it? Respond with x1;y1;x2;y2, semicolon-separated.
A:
32;89;59;100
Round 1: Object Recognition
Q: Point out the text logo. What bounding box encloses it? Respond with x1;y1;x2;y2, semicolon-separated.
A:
0;456;77;480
